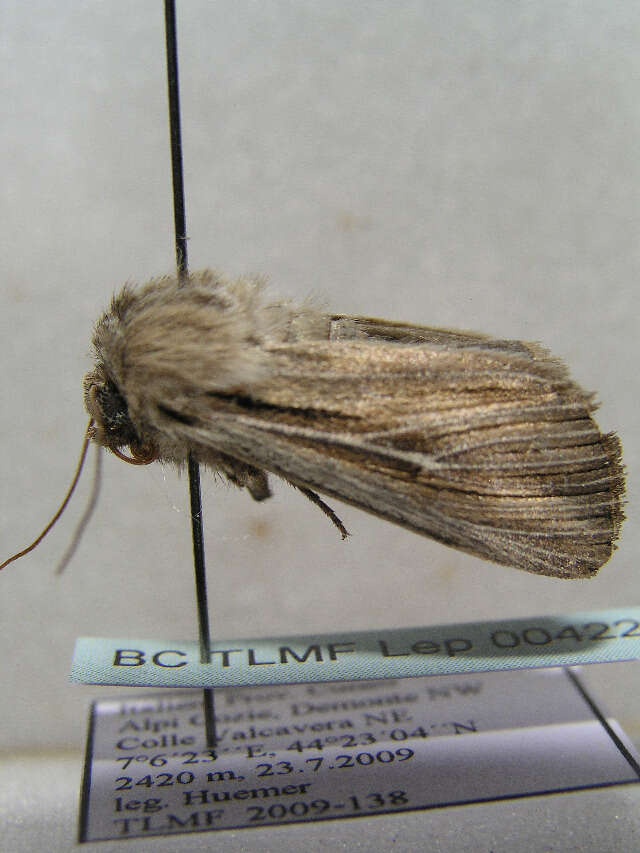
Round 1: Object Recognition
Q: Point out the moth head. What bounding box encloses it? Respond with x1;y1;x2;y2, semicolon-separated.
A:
83;366;158;465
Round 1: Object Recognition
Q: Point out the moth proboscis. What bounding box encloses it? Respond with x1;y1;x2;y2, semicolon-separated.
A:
2;269;625;578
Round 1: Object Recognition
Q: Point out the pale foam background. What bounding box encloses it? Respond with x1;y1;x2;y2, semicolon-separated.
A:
1;1;638;752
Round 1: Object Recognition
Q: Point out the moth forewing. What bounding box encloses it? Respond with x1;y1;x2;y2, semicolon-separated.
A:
85;270;625;579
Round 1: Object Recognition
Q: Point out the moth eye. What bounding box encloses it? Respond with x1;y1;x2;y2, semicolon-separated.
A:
96;382;128;427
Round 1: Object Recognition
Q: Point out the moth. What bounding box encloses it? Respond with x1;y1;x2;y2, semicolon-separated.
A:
75;269;626;580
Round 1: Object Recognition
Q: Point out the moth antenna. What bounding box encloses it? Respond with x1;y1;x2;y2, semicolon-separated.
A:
55;442;103;575
292;483;350;540
0;421;94;571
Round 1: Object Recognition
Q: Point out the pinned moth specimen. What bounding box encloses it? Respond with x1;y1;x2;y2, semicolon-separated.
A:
1;270;624;576
75;270;624;579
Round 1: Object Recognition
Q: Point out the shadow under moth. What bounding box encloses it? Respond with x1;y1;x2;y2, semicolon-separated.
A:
2;270;625;577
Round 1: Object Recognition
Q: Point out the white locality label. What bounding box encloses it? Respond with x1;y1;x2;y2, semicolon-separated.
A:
78;667;640;842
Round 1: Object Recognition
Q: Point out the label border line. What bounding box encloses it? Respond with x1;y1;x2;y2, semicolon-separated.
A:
564;667;640;779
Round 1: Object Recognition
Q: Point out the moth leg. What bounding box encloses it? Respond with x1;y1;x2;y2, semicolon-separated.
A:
290;483;350;540
245;469;271;502
220;458;272;501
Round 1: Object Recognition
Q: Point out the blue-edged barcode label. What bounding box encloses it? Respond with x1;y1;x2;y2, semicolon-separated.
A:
71;608;640;689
